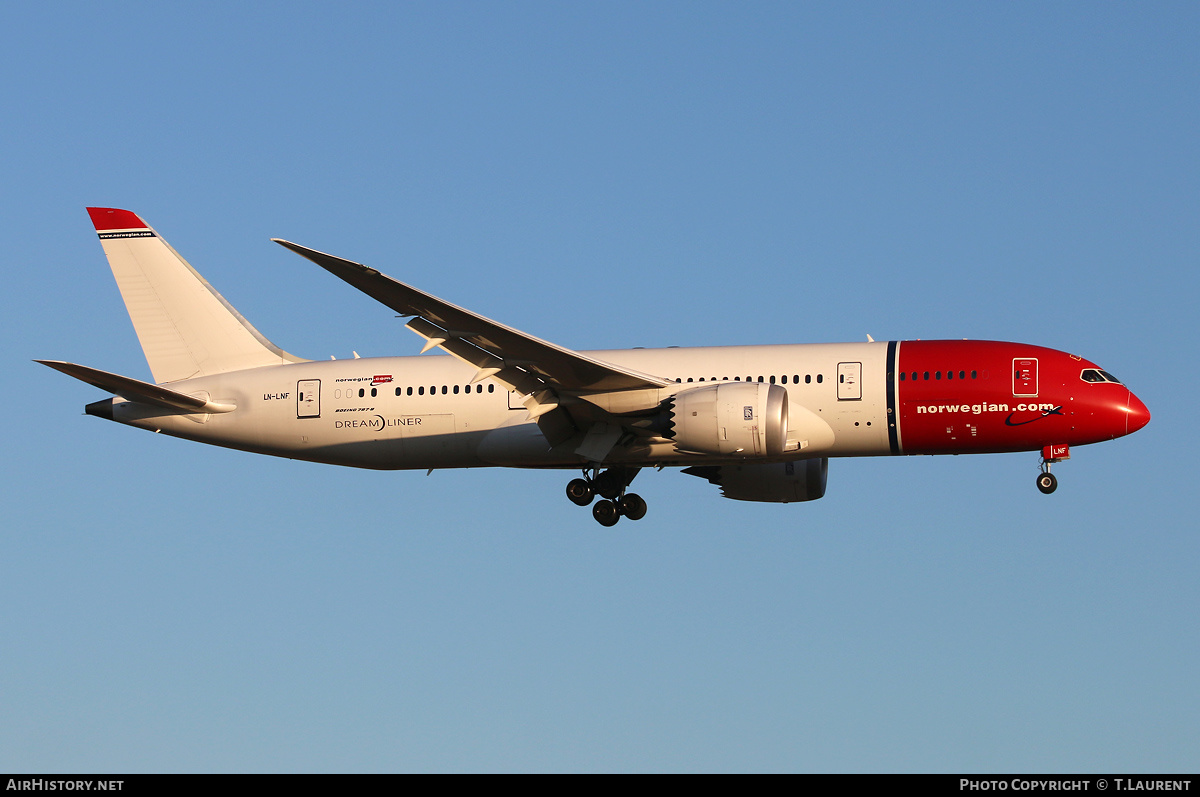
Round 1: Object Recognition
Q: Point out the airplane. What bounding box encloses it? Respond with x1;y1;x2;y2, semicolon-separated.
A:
39;208;1151;525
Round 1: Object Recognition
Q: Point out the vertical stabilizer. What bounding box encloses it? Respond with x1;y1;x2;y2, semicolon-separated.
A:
87;208;306;383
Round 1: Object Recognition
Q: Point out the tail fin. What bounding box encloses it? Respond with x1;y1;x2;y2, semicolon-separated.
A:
87;208;306;383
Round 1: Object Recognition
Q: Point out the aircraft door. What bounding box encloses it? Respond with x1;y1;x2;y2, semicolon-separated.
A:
837;362;862;400
1013;359;1038;397
297;379;321;418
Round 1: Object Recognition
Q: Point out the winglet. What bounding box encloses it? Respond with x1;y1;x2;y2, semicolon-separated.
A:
86;207;149;232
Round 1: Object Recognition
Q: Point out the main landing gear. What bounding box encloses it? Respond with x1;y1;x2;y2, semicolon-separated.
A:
1036;444;1069;495
565;466;647;526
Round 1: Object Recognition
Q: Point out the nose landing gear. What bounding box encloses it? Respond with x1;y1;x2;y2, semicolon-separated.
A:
1036;444;1069;494
565;466;646;525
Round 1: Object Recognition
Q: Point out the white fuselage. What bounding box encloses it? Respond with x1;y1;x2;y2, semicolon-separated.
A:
109;342;890;470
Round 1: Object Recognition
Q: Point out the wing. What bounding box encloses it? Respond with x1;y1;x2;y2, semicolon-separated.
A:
272;240;671;400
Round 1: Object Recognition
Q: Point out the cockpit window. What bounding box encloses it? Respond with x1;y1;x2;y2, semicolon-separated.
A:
1081;368;1122;385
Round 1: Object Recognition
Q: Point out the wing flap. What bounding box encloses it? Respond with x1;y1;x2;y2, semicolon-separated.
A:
405;315;547;397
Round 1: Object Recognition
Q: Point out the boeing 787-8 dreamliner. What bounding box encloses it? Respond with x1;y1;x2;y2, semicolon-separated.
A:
40;208;1150;525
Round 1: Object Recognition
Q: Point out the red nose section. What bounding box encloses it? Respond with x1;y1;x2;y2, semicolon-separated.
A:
1126;391;1151;435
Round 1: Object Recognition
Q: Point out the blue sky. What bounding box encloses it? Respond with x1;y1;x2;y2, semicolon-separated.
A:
1;2;1196;772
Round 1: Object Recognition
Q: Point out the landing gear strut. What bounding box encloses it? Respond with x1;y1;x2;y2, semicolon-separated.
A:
1037;444;1068;495
565;466;646;525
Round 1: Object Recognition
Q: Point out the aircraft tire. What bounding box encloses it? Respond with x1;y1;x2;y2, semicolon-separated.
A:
566;478;595;506
593;500;621;527
621;493;647;521
1037;472;1058;494
594;470;623;500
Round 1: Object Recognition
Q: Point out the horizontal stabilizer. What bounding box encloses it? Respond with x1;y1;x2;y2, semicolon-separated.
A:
35;360;235;413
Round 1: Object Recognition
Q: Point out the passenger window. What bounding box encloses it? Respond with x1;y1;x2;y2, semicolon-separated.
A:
441;385;447;395
769;375;776;384
453;385;459;394
899;372;906;381
816;374;823;384
358;388;365;398
805;375;811;384
371;387;377;397
959;371;966;380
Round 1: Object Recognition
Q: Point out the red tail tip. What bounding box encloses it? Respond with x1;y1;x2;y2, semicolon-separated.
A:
86;207;148;231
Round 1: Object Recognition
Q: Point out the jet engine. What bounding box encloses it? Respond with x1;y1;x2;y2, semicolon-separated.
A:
683;458;828;503
667;382;789;457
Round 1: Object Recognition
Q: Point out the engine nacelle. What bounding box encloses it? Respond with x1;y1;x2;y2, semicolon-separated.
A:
670;382;789;457
683;458;828;503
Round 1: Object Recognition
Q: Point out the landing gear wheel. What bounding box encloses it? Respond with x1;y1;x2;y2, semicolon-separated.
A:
593;470;623;500
1037;472;1058;494
593;500;620;527
566;478;595;506
620;493;647;521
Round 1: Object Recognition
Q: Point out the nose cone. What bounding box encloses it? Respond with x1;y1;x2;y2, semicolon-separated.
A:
1126;391;1151;435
